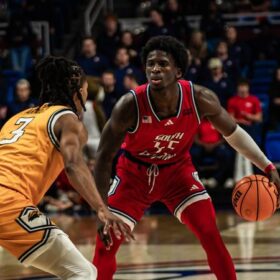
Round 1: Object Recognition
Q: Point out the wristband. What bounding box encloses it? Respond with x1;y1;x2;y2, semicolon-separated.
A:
264;163;276;174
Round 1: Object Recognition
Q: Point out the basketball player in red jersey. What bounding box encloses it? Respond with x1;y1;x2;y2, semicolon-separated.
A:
93;36;280;280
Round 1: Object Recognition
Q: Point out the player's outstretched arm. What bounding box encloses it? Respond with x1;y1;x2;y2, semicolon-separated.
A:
194;84;280;192
55;113;134;241
94;93;137;202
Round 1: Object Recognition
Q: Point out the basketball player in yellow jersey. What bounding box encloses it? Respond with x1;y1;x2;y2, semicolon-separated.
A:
0;56;133;279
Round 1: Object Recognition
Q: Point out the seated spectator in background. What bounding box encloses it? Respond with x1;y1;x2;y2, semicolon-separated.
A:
119;31;141;67
200;1;225;51
42;169;90;214
0;99;8;128
0;35;9;70
188;30;208;65
0;75;8;127
97;14;121;63
184;50;202;83
269;67;280;130
114;47;143;93
7;79;37;117
191;119;233;188
227;79;263;182
144;8;175;41
124;73;139;91
163;0;191;40
76;37;110;77
101;70;122;119
83;90;106;158
227;79;262;137
224;26;251;77
87;157;96;175
216;40;239;83
203;58;234;107
6;13;34;75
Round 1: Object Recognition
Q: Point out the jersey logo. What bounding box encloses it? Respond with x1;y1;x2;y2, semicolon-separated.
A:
190;184;199;191
142;115;152;123
28;209;42;222
164;119;174;126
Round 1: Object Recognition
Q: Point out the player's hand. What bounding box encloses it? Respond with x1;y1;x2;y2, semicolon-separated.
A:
267;169;280;207
97;206;135;249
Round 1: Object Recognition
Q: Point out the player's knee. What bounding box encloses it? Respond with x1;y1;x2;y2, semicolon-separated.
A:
76;262;97;279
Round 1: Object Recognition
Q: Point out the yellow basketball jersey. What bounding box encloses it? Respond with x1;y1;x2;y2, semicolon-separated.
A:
0;104;75;205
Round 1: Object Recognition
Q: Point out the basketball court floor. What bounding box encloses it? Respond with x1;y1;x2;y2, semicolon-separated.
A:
1;211;280;279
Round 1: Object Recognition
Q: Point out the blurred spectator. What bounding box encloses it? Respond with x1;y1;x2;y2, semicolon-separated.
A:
87;157;96;175
114;47;143;93
0;99;8;128
227;79;263;135
188;30;208;65
119;31;141;67
184;50;202;83
203;58;234;107
124;73;139;91
43;169;90;214
191;119;233;188
97;14;121;63
76;37;110;77
83;90;105;158
254;19;280;60
6;13;35;75
144;8;175;40
251;0;271;12
224;26;251;77
200;1;225;51
0;35;8;70
101;70;122;119
7;79;37;118
216;40;239;83
269;68;280;130
163;0;191;40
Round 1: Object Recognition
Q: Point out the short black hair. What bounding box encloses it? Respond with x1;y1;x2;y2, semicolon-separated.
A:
102;69;115;77
237;78;250;87
141;36;188;75
82;36;96;44
36;56;86;113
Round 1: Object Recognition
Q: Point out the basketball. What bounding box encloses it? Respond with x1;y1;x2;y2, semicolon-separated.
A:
232;174;278;221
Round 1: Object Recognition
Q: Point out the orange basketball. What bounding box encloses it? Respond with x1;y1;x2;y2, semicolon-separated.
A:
232;174;278;221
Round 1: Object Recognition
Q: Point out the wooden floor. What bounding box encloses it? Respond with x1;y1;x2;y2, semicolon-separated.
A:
1;210;280;279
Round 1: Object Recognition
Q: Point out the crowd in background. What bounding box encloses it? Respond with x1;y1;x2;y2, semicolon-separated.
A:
1;0;280;212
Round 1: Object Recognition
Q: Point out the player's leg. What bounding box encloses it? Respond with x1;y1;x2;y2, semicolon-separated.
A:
163;161;236;280
180;199;236;280
27;229;97;279
93;228;125;280
0;201;97;279
93;158;150;280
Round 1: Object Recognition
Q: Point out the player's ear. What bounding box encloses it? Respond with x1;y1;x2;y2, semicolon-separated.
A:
176;68;182;79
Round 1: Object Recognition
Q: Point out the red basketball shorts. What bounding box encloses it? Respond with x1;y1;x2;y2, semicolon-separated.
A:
108;155;210;230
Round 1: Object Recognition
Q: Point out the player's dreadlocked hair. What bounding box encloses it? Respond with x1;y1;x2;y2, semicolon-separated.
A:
141;36;188;76
36;56;86;113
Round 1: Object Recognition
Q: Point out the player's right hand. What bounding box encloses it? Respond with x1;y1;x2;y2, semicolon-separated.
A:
97;206;135;249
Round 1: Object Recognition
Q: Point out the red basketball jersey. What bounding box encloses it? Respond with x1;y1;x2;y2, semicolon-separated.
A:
121;80;201;165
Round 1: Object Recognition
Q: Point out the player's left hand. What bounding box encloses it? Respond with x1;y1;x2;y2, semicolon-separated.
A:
97;206;135;249
267;169;280;207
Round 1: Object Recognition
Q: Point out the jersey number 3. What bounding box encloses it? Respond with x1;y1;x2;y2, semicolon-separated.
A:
0;117;33;145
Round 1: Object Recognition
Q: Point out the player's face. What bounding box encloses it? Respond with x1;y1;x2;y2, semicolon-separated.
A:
237;84;249;97
146;50;181;91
